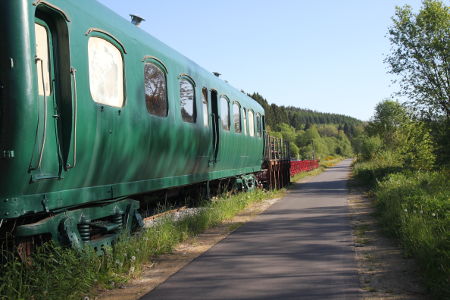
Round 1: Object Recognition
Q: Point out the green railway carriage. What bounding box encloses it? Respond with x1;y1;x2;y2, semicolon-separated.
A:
0;0;266;250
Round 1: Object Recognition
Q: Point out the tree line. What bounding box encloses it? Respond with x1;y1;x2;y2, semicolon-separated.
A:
249;92;361;130
247;90;364;160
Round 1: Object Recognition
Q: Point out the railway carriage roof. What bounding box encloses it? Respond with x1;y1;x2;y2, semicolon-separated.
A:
68;0;263;113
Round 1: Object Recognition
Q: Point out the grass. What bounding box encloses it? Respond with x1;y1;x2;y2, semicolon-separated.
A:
353;158;450;299
355;224;370;238
0;188;282;300
362;286;377;292
320;156;346;168
355;224;371;245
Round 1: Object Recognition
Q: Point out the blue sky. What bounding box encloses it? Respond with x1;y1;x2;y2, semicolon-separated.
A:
97;0;423;121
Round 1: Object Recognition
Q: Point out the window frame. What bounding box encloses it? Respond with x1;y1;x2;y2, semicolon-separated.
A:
256;113;262;137
178;74;196;123
233;101;242;134
248;109;255;137
220;95;230;131
86;31;126;108
34;21;52;96
242;108;247;135
143;57;169;117
202;87;209;127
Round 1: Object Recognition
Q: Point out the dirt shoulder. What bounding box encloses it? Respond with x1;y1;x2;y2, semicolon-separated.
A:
348;185;429;300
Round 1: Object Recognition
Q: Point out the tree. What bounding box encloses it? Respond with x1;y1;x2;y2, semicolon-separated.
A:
398;121;436;170
354;135;383;161
385;0;450;119
366;100;408;148
276;123;297;143
318;124;339;137
289;142;299;159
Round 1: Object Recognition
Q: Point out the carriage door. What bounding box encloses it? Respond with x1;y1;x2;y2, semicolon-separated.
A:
210;90;219;164
30;19;62;181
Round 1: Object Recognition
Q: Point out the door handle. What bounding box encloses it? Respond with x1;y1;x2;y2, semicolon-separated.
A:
66;67;78;169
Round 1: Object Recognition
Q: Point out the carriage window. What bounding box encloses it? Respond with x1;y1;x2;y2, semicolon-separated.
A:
202;88;208;127
233;102;241;133
248;110;255;137
220;96;230;130
243;108;247;135
35;23;51;96
144;62;168;116
180;78;195;122
256;113;262;136
88;37;124;107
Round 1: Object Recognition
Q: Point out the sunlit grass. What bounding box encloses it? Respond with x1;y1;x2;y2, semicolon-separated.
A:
353;158;450;299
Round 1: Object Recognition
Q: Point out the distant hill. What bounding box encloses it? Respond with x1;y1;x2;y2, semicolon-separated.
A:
249;92;362;130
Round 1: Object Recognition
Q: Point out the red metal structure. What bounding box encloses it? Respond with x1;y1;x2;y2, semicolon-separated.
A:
290;160;319;177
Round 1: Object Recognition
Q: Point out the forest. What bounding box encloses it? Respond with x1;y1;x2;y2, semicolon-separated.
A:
249;92;364;160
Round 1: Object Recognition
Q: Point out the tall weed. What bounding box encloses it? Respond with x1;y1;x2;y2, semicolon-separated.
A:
353;160;450;299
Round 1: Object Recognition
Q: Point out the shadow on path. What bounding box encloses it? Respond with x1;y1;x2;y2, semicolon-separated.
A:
141;159;361;300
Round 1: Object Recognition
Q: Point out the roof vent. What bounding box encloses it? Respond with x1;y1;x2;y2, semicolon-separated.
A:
130;14;145;27
213;72;221;77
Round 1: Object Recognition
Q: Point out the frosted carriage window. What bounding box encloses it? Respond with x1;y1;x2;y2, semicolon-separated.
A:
180;78;195;123
35;23;51;96
144;62;168;116
202;88;209;127
233;102;241;133
88;37;124;107
220;96;230;130
243;108;247;135
248;110;255;137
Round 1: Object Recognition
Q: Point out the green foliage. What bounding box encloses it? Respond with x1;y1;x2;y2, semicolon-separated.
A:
318;124;339;137
398;121;436;170
274;123;297;143
366;100;408;148
271;123;354;160
289;142;299;159
356;99;436;171
352;151;404;187
353;135;382;161
353;121;447;299
353;157;449;298
427;119;450;167
0;244;102;300
248;92;358;159
374;171;449;298
385;0;450;119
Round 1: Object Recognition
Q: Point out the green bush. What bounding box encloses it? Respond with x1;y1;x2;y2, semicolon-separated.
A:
355;135;383;161
353;155;450;299
398;121;436;171
352;151;403;187
374;171;449;298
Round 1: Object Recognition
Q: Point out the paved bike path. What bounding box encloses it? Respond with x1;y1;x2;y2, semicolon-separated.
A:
141;159;361;299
